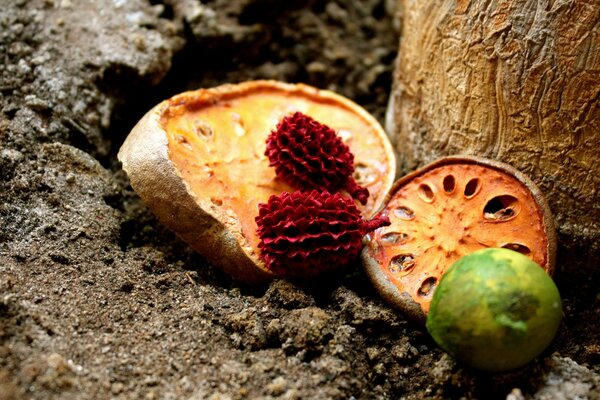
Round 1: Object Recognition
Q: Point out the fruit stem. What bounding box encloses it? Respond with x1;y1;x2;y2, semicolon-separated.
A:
361;214;390;234
346;178;369;205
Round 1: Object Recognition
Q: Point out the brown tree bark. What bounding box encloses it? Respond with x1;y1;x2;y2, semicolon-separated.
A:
390;0;600;259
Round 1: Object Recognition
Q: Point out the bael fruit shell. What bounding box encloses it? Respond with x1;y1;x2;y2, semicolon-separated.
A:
426;248;562;372
362;155;556;322
118;80;396;283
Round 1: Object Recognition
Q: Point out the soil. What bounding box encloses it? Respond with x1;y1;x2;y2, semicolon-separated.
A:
0;1;598;399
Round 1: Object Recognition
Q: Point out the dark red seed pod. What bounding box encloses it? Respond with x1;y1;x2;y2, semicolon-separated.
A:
265;112;370;205
255;190;390;277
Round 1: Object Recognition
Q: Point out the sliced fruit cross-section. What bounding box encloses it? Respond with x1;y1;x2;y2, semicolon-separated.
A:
362;156;556;321
118;80;396;283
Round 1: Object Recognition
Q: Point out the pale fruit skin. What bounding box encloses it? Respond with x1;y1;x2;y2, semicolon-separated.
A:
426;248;562;372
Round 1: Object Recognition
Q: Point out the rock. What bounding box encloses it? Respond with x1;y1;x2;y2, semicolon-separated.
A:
532;354;600;400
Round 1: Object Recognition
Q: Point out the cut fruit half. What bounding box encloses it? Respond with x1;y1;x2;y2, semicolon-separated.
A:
361;155;556;322
118;80;396;283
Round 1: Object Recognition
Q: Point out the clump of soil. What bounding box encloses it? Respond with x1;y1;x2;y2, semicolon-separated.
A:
0;1;598;399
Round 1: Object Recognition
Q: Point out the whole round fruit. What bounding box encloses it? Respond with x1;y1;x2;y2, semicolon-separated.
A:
426;248;562;372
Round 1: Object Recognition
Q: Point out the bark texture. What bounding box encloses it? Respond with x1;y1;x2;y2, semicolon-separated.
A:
391;0;600;259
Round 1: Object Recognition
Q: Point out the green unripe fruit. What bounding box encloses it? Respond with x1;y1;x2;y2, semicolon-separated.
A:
426;248;562;372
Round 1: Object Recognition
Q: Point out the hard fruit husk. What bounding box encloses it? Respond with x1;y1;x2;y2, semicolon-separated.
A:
362;155;556;322
426;248;562;372
118;80;396;283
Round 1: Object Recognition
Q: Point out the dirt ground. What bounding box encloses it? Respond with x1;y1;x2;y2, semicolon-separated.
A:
0;1;598;399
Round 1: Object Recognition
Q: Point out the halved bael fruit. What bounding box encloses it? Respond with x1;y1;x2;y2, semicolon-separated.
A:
362;155;556;322
118;80;396;283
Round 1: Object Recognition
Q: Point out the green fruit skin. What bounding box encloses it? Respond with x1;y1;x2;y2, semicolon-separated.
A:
426;248;562;372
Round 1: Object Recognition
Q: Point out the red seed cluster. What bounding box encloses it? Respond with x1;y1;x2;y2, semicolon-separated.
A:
255;190;390;276
265;112;369;205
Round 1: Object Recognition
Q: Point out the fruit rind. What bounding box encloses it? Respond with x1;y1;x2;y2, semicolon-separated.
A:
426;248;562;372
362;247;427;322
362;155;557;321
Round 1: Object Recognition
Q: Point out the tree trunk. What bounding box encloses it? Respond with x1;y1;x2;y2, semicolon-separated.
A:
390;0;600;260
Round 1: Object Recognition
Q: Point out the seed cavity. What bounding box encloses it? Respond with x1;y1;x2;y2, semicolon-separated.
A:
501;243;531;256
232;113;246;136
175;134;193;150
418;183;435;203
210;197;223;206
194;120;214;138
203;165;214;177
380;232;409;245
394;206;415;220
389;254;415;275
337;129;352;142
484;195;519;221
417;277;437;297
353;162;377;185
443;175;456;193
464;178;481;198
